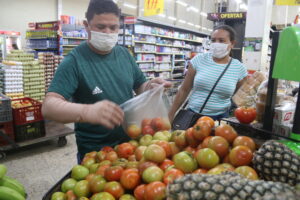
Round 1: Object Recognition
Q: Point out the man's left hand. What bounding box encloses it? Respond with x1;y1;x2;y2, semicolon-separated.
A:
146;78;172;90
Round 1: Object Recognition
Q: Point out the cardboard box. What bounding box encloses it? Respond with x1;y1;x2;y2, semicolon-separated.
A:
272;123;293;138
273;105;295;125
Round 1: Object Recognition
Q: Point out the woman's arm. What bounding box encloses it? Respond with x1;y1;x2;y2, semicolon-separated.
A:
168;64;196;122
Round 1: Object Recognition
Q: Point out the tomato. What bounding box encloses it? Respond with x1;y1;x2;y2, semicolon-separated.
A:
144;181;166;200
200;136;213;149
208;136;229;158
192;121;211;141
129;140;139;150
138;161;157;175
233;136;256;152
71;165;89;181
197;116;215;128
207;163;235;175
185;127;200;148
234;107;257;124
151;117;164;131
119;194;136;200
89;163;100;174
127;124;142;139
142;118;152;128
135;146;147;161
215;124;238;144
155;141;172;158
89;174;107;193
51;192;66;200
134;184;146;200
104;181;125;199
102;146;114;152
193;168;207;174
173;151;198;173
234;166;258;180
142;125;155;136
99;160;112;167
168;142;180;156
117;143;135;159
112;158;128;168
96;165;110;177
85;173;96;182
66;190;76;200
84;151;97;159
144;144;166;163
91;192;115;200
161;118;171;130
120;168;141;190
159;159;174;171
229;145;253;167
126;161;139;169
184;146;196;155
105;151;118;162
96;150;107;162
195;148;220;169
73;180;90;198
61;178;77;193
142;166;164;183
223;154;230;163
163;168;184;184
153;131;169;141
172;130;187;149
104;166;124;181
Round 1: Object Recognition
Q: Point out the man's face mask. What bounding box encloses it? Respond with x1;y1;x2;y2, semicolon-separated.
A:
89;31;118;52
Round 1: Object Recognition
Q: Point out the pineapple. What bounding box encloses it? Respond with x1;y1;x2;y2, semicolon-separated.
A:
166;172;297;200
252;140;300;186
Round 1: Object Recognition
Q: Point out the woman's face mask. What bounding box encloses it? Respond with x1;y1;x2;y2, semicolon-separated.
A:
210;42;229;59
210;29;234;59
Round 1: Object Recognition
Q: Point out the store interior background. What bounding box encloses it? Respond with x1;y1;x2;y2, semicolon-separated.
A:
1;0;300;199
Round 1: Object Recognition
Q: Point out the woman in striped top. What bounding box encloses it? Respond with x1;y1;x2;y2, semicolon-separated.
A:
169;25;248;121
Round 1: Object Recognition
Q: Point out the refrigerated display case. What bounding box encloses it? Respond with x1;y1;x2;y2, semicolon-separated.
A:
0;31;22;61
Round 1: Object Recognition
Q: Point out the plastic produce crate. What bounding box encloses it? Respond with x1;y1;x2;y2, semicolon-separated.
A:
0;93;12;123
0;121;14;146
43;171;71;200
14;120;45;142
11;97;43;126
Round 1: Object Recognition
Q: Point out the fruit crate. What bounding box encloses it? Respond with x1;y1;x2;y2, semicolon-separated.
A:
11;97;43;126
0;121;14;146
0;93;12;123
42;171;71;200
14;120;45;142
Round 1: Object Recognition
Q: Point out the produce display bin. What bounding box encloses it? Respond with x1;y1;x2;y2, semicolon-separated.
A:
0;121;14;146
42;171;71;200
14;120;45;142
0;93;12;123
11;97;43;126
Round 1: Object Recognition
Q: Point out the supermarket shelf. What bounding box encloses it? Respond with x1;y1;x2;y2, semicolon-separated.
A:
156;61;171;63
136;60;155;63
156;43;173;47
142;69;172;72
173;53;184;55
62;44;78;47
156;52;173;55
173;45;192;49
119;33;132;36
134;32;202;43
135;32;157;36
26;37;57;39
173;66;185;70
62;37;87;40
135;51;156;54
174;59;185;62
156;34;174;39
134;41;156;45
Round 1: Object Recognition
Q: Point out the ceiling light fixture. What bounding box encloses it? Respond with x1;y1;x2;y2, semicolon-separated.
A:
202;27;208;30
176;0;188;7
235;0;242;4
240;3;248;10
179;19;186;23
200;12;208;17
158;14;166;18
168;16;177;20
188;6;199;13
195;25;201;28
187;22;194;26
123;3;137;9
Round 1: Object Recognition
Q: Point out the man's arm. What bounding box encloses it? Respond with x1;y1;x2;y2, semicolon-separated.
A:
135;78;172;95
42;92;124;129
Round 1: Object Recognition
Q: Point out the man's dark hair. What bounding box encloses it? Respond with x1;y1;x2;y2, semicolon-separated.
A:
213;25;236;42
86;0;121;22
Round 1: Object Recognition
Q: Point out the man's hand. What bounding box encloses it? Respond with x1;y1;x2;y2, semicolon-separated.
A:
144;77;172;91
81;100;124;129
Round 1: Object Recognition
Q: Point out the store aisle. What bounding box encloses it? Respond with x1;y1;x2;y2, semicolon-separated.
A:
1;124;77;199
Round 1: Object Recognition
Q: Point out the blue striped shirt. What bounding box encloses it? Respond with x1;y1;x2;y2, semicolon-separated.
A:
189;53;247;116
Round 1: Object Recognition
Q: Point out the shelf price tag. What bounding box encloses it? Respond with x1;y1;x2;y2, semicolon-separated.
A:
144;0;164;17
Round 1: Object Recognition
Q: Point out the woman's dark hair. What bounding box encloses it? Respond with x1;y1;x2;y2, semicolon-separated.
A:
213;25;236;42
86;0;121;22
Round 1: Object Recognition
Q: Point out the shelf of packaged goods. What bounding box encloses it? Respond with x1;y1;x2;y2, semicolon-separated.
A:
156;52;173;55
173;66;185;70
119;33;132;36
62;44;78;47
134;32;202;44
26;37;57;40
155;61;171;63
32;47;58;50
62;37;87;40
135;32;157;37
173;53;185;55
174;60;185;62
173;45;192;49
136;60;155;63
156;43;173;47
135;51;156;54
142;69;172;72
134;41;156;45
156;34;174;39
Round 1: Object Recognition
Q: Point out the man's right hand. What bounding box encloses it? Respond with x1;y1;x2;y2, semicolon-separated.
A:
82;100;124;129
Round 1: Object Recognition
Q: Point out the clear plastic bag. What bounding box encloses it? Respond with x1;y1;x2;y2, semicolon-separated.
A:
121;85;170;138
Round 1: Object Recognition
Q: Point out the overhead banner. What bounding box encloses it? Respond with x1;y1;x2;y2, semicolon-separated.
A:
275;0;300;5
207;12;246;21
144;0;164;17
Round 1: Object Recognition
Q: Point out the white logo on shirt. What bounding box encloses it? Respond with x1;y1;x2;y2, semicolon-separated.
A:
92;86;103;95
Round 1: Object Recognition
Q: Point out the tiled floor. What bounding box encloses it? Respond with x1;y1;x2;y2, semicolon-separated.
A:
0;124;77;199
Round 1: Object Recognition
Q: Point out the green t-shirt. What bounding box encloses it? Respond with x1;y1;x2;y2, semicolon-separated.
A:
48;42;146;157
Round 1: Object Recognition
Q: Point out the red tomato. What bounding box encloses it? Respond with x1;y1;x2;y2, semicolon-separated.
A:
150;117;164;131
138;161;157;175
144;181;166;200
142;118;152;128
96;165;110;177
120;169;141;190
105;151;118;162
234;107;257;124
193;168;208;174
117;143;135;159
200;136;213;149
197;116;215;128
142;125;155;136
155;141;172;158
192;121;212;141
229;145;253;167
134;184;146;200
66;190;76;200
101;146;114;153
104;166;124;181
233;136;256;152
159;159;174;171
127;124;142;139
163;168;184;185
104;181;124;199
185;127;200;148
215;124;238;144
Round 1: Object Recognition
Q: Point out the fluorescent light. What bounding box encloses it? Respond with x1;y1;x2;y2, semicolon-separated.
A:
202;27;208;30
158;14;166;18
187;22;194;26
208;29;213;32
124;3;136;9
195;25;201;28
178;19;186;23
235;0;242;4
168;16;177;20
187;6;199;13
176;0;188;7
240;3;248;10
200;12;207;17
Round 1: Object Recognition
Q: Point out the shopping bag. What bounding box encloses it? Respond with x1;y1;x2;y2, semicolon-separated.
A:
121;85;171;138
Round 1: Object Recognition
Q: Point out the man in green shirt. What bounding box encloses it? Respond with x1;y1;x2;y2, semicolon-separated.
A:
42;0;170;162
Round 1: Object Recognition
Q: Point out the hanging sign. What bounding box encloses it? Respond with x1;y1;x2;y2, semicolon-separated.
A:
124;16;136;24
207;12;246;21
276;0;300;5
144;0;164;17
